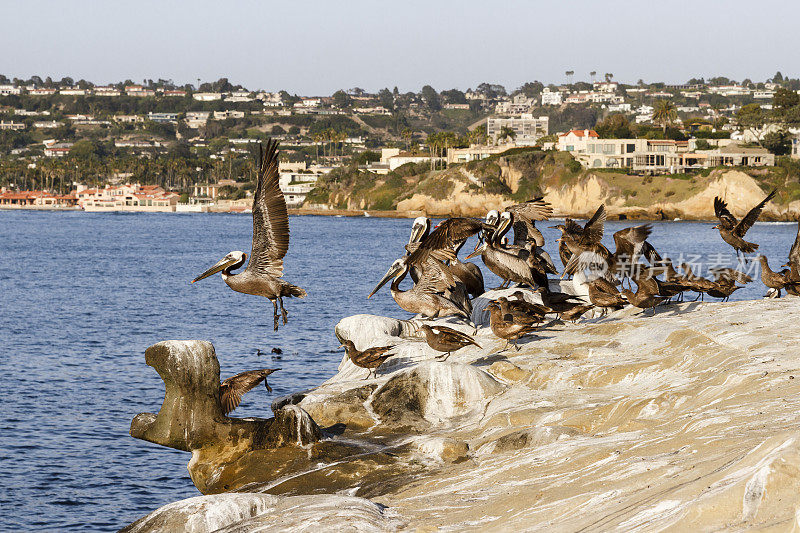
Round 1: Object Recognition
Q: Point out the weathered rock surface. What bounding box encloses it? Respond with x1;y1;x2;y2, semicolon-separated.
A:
121;493;405;532
130;297;800;531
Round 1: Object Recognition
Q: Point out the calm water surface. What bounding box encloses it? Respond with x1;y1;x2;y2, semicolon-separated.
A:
0;211;796;531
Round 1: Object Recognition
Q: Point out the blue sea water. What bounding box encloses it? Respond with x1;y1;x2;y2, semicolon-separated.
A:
0;210;797;531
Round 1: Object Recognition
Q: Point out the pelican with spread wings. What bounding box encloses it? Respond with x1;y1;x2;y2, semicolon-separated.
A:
191;140;306;330
713;189;776;261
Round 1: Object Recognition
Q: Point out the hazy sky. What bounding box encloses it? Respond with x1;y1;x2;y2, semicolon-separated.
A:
2;0;798;94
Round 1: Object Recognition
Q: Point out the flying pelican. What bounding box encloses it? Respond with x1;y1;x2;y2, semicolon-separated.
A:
219;368;280;415
191;140;306;330
712;189;776;262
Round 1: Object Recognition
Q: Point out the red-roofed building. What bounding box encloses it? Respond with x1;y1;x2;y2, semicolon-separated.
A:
0;190;78;209
557;129;599;152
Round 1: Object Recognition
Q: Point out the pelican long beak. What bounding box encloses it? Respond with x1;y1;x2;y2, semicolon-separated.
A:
367;263;402;299
465;243;487;260
192;256;236;283
710;225;718;229
408;222;426;245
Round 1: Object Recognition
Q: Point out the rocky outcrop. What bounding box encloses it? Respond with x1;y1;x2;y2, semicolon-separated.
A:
121;493;405;532
130;297;800;531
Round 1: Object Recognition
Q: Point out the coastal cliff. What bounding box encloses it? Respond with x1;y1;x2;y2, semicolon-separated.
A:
303;149;800;220
127;295;800;531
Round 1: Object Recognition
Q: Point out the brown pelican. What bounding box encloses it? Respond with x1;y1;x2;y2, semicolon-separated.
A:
486;302;538;351
758;255;800;297
219;368;280;415
407;216;492;265
407;217;485;298
419;325;481;360
465;225;549;288
504;197;554;248
341;340;396;379
192;140;306;330
551;206;607;272
712;189;776;262
368;256;471;319
497;211;558;275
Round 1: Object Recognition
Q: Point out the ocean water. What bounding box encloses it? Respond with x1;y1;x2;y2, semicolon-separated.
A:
0;210;797;531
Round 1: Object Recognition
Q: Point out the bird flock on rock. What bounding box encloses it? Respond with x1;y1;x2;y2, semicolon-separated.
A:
189;138;800;405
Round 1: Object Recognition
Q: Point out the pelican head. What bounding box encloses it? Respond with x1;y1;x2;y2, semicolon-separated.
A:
408;217;430;245
192;251;247;283
367;257;408;299
465;241;488;260
485;210;500;227
497;211;513;237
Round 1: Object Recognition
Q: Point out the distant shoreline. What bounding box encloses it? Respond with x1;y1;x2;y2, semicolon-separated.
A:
2;205;798;223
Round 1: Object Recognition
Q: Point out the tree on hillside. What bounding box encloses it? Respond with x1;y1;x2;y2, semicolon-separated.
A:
590;71;597;83
517;82;543;98
774;87;800;110
736;103;766;146
762;130;791;156
604;73;614;83
420;85;441;111
378;88;394;111
652;100;677;134
332;90;351;108
565;70;574;84
401;128;413;150
595;113;633;138
440;88;467;104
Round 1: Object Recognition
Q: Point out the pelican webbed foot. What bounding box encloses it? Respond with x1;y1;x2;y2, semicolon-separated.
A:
278;296;289;325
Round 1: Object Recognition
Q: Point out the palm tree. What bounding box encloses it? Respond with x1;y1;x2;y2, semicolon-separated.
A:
401;128;413;151
652;100;677;135
590;71;597;83
498;126;517;144
565;70;574;85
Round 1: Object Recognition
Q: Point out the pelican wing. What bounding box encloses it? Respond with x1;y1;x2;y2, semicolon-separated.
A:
219;369;278;414
506;197;553;221
358;346;395;367
564;218;584;237
735;189;775;237
579;205;606;245
416;259;458;294
713;197;738;228
408;217;488;265
247;140;289;278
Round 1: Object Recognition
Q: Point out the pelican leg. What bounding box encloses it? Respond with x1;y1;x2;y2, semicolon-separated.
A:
278;296;289;325
271;299;279;331
514;339;520;351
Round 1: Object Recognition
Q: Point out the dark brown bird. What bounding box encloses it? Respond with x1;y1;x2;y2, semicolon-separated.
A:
507;291;552;316
219;368;280;415
192;140;306;330
556;206;613;279
560;304;595;322
680;263;717;301
706;268;752;301
407;217;492;266
504;197;554;248
341;340;396;379
587;277;627;314
531;287;588;317
495;296;547;327
621;285;666;314
486;302;539;351
712;189;776;261
550;206;607;272
419;324;481;360
783;221;800;283
758;255;800;297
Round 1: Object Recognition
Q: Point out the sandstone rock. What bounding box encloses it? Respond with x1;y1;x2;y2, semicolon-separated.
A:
483;426;581;454
121;493;405;533
370;361;504;428
407;436;470;463
300;384;378;430
487;360;532;384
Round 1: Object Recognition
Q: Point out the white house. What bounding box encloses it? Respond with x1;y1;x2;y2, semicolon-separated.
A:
486;114;549;145
541;87;563;106
193;92;223;101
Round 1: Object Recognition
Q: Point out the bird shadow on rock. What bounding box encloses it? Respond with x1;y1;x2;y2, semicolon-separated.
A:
472;353;511;367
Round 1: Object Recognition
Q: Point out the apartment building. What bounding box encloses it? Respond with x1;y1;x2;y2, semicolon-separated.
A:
487;114;549;145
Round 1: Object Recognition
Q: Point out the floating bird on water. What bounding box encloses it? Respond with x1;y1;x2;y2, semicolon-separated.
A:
191;140;306;330
219;368;280;415
712;189;776;262
340;339;396;379
486;301;539;351
419;324;481;360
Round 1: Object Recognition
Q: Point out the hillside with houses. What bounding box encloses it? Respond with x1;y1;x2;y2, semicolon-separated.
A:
1;73;799;214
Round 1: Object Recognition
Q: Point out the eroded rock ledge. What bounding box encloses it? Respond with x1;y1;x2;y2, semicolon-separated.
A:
129;296;800;531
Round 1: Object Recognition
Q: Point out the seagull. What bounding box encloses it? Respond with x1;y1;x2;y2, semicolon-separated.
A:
191;139;306;330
